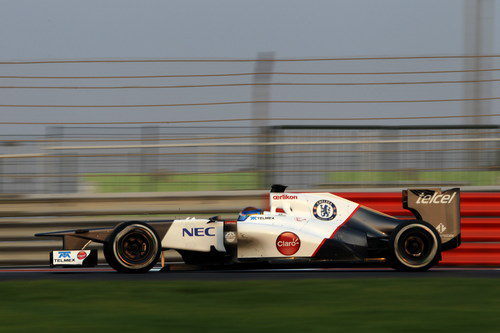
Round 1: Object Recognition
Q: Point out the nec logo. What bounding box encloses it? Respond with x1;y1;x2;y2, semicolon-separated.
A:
182;227;215;237
58;251;71;258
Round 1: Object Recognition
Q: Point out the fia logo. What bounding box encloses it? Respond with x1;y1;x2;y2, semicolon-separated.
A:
312;200;337;221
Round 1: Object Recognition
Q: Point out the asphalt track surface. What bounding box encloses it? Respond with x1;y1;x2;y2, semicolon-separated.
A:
1;266;500;280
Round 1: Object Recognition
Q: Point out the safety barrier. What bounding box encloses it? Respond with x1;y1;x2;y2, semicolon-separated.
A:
0;190;499;266
0;190;263;266
338;192;500;265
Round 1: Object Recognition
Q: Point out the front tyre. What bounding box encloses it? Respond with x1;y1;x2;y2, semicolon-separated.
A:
104;222;161;273
389;221;441;272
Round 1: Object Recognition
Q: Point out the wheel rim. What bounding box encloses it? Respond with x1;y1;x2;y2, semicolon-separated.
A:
404;236;425;257
113;225;158;268
394;224;438;268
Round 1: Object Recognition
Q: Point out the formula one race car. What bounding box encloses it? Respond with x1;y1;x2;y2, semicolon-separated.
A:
35;185;461;272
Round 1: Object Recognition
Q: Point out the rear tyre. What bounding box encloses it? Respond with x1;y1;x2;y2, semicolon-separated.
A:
104;222;161;273
388;221;441;272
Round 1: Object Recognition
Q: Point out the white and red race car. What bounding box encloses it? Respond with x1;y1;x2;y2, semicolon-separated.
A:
36;185;461;272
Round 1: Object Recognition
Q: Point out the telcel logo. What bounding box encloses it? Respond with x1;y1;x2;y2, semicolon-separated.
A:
416;192;457;204
272;194;298;200
58;251;71;259
182;227;215;237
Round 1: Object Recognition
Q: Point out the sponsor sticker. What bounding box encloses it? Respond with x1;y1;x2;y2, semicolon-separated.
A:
224;231;237;244
249;216;274;221
276;232;301;255
416;192;456;204
182;227;215;237
436;223;447;234
272;194;298;200
54;251;75;264
58;251;71;259
52;250;90;265
312;200;337;221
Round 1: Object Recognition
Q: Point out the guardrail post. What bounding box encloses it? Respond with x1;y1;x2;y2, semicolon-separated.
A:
463;0;494;169
0;159;3;193
141;126;159;192
252;52;275;189
57;153;78;193
45;126;63;193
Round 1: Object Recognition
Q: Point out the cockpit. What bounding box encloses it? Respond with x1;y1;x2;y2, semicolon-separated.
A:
237;207;263;221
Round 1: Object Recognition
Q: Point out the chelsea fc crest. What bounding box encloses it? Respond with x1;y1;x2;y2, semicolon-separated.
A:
312;200;337;221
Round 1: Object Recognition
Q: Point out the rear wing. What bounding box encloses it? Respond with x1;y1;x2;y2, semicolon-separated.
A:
403;188;460;250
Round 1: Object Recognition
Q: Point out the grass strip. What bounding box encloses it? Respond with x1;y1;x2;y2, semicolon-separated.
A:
0;278;499;332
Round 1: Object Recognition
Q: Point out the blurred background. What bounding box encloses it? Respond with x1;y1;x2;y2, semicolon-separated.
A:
0;0;499;194
0;0;499;265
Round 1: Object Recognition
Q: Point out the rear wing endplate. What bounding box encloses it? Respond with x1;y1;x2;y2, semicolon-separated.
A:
403;188;461;250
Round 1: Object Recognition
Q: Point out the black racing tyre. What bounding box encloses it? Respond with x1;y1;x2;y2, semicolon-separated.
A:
104;222;161;273
388;220;441;272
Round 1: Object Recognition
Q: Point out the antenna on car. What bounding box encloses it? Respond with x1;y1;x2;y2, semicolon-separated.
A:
270;184;287;193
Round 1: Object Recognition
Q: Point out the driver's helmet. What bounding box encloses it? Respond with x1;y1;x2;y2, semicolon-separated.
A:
237;206;263;221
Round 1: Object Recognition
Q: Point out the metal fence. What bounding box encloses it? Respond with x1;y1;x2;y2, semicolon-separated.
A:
269;125;500;188
0;124;498;194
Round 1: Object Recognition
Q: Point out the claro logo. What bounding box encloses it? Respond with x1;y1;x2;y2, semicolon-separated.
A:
416;192;457;204
276;232;301;255
272;194;298;200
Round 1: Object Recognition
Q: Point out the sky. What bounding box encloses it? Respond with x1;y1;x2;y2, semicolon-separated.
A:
0;0;490;59
0;0;498;134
